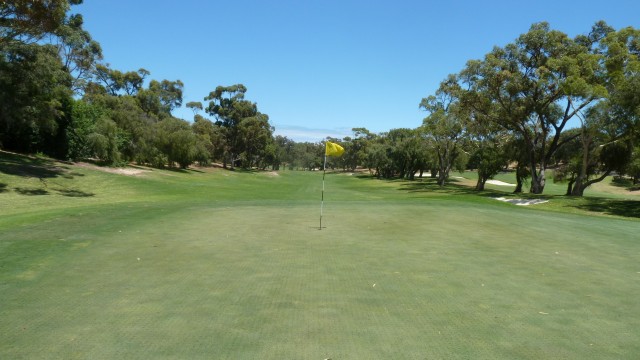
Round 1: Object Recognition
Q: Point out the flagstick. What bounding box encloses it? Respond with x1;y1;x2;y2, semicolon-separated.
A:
320;152;327;230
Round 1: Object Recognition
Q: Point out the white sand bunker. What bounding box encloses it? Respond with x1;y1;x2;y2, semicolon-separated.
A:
486;180;515;186
495;197;549;206
76;162;149;176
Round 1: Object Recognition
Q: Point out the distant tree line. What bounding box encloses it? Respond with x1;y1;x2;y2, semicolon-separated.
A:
1;3;639;196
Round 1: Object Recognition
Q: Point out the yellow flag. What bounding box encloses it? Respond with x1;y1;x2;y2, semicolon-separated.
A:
325;141;345;156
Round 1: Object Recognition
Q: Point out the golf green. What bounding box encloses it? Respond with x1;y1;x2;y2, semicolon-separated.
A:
1;159;639;359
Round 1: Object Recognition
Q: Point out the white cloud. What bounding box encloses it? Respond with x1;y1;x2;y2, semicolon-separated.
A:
273;125;352;143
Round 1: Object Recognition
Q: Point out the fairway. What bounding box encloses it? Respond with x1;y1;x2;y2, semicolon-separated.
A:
1;158;640;359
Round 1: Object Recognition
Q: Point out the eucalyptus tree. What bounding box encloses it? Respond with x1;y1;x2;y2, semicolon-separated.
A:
154;117;199;169
186;101;203;116
547;24;640;196
52;13;102;93
420;75;468;186
504;136;530;193
627;146;640;184
271;135;295;170
467;118;510;191
459;22;607;194
364;136;393;178
93;64;149;96
204;84;267;169
137;79;184;118
554;102;631;196
599;25;640;144
0;0;82;45
192;114;224;163
345;127;377;172
238;113;273;169
0;43;73;156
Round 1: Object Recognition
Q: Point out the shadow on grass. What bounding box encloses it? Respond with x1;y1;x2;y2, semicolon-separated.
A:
14;187;49;195
1;151;92;197
55;188;95;197
164;167;204;174
393;175;640;218
610;177;640;192
571;197;640;218
395;176;510;198
0;154;65;179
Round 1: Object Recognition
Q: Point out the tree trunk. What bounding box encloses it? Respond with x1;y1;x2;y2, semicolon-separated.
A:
570;171;611;197
566;179;575;196
530;169;545;194
514;180;523;193
475;175;486;191
430;166;438;178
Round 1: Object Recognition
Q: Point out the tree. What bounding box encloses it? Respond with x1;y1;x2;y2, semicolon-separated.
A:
66;99;106;160
137;79;184;118
271;135;295;170
459;22;608;194
1;0;82;45
52;13;102;93
626;146;640;184
238;113;273;169
155;117;198;168
549;25;640;196
186;101;203;116
467;120;509;191
420;76;468;186
204;84;269;169
0;43;73;155
93;64;149;96
88;116;126;165
504;136;530;193
192;115;224;163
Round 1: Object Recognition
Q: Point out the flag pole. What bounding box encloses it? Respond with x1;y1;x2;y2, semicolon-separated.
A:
320;149;327;230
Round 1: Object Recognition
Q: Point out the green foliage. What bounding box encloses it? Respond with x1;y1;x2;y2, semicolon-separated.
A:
86;116;125;165
0;43;73;155
66;99;105;160
0;0;83;46
204;84;273;169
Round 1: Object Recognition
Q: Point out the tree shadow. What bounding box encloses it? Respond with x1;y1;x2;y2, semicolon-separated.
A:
1;151;91;197
396;177;510;198
55;188;95;197
165;168;191;174
571;197;640;218
0;152;66;179
610;177;640;192
14;187;49;196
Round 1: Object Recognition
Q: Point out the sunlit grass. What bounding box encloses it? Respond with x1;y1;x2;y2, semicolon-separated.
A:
1;153;639;359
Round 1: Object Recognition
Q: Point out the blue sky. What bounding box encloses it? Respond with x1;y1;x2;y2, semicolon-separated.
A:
76;0;639;142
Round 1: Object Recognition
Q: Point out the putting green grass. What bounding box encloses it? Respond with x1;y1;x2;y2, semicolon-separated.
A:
1;154;640;359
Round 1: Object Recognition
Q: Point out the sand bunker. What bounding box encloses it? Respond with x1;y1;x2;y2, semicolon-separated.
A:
486;180;515;186
495;197;549;206
76;162;149;176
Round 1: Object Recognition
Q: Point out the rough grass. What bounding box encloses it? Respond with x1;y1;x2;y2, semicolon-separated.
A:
1;153;640;359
